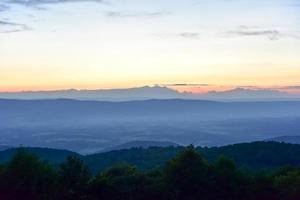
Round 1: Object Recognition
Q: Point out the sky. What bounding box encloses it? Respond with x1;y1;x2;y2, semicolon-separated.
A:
0;0;300;93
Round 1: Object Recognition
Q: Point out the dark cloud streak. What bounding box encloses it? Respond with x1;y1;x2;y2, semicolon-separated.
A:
275;86;300;90
222;25;300;41
224;26;281;40
0;20;32;33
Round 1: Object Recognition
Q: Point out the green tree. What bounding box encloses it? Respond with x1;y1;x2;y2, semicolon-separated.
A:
253;172;277;200
214;156;253;200
275;170;300;200
0;149;56;200
57;155;91;200
90;164;141;200
163;145;214;200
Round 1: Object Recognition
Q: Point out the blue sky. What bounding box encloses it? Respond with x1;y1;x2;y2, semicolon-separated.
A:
0;0;300;91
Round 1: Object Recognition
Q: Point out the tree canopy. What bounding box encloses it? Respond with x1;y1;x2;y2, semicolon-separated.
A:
1;144;300;199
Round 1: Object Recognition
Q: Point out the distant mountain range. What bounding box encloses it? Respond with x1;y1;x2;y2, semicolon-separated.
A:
0;86;181;101
0;86;299;101
1;98;300;153
1;99;300;127
202;87;296;100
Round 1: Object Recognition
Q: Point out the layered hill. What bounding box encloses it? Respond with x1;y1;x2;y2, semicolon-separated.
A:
1;141;300;173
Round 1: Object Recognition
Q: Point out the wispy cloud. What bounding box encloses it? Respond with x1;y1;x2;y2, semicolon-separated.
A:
105;10;170;19
236;85;300;92
286;86;300;89
178;32;200;39
0;4;10;12
154;32;201;40
223;26;281;40
161;83;211;87
5;0;105;6
222;25;300;41
274;86;300;90
0;20;32;33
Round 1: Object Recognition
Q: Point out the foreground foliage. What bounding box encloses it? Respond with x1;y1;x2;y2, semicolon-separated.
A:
1;146;300;200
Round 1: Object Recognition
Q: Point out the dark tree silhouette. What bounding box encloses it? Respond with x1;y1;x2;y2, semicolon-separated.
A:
0;144;300;200
57;155;91;200
0;149;56;200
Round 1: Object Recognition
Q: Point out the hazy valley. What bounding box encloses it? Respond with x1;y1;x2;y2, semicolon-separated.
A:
1;98;300;154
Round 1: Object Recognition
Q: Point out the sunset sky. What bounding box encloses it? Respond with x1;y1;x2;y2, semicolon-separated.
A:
0;0;300;93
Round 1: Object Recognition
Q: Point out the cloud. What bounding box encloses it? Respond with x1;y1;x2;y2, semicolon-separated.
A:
154;32;201;40
178;32;200;39
6;0;104;6
275;86;300;90
224;26;281;40
286;86;300;89
205;87;290;98
284;33;300;40
162;83;211;87
236;85;300;91
222;25;300;41
0;20;32;33
105;10;170;19
0;4;10;12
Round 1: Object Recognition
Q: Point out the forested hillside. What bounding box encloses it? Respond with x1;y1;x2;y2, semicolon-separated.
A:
1;144;300;200
1;142;300;174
